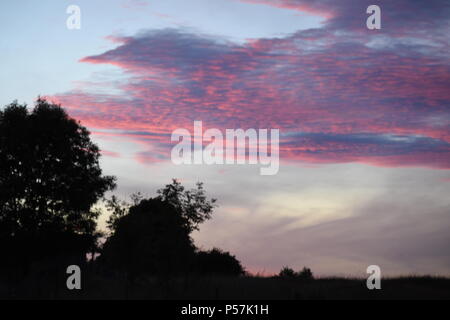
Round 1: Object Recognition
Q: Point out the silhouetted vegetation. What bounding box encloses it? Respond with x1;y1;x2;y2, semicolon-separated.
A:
100;197;196;277
0;99;115;289
278;266;314;280
278;267;296;278
1;99;448;300
0;97;243;296
196;248;245;276
2;274;449;300
157;179;217;233
100;180;240;278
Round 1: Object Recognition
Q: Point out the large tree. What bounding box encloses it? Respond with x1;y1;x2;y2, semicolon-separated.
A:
0;99;116;268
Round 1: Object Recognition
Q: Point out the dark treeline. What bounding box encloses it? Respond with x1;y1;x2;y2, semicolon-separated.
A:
0;99;247;298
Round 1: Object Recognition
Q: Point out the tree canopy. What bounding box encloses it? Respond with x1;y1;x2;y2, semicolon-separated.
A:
0;99;116;266
157;179;217;233
101;198;196;277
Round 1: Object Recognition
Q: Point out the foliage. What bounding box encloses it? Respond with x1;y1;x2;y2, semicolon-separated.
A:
157;179;217;233
278;266;314;280
0;99;116;267
105;192;143;234
196;248;246;276
100;198;196;276
279;266;297;278
297;267;314;280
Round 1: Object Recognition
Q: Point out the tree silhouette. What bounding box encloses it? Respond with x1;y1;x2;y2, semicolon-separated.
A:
100;198;196;277
0;99;116;271
100;181;247;278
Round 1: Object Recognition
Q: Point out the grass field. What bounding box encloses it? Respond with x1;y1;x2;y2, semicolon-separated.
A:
2;274;449;300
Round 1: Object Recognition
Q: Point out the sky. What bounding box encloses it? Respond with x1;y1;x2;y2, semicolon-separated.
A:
1;0;449;276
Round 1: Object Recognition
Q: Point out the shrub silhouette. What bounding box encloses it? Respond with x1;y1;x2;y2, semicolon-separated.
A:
279;266;297;278
278;266;314;280
0;99;115;274
297;267;314;280
196;248;245;276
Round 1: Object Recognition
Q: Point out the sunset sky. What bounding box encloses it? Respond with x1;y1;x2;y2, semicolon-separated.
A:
1;0;449;276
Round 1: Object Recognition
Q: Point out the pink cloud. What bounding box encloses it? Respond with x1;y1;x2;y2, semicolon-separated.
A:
48;20;450;169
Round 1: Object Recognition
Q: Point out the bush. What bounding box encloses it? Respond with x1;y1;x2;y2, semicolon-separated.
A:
279;266;297;278
278;266;314;280
298;267;314;280
196;248;245;276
